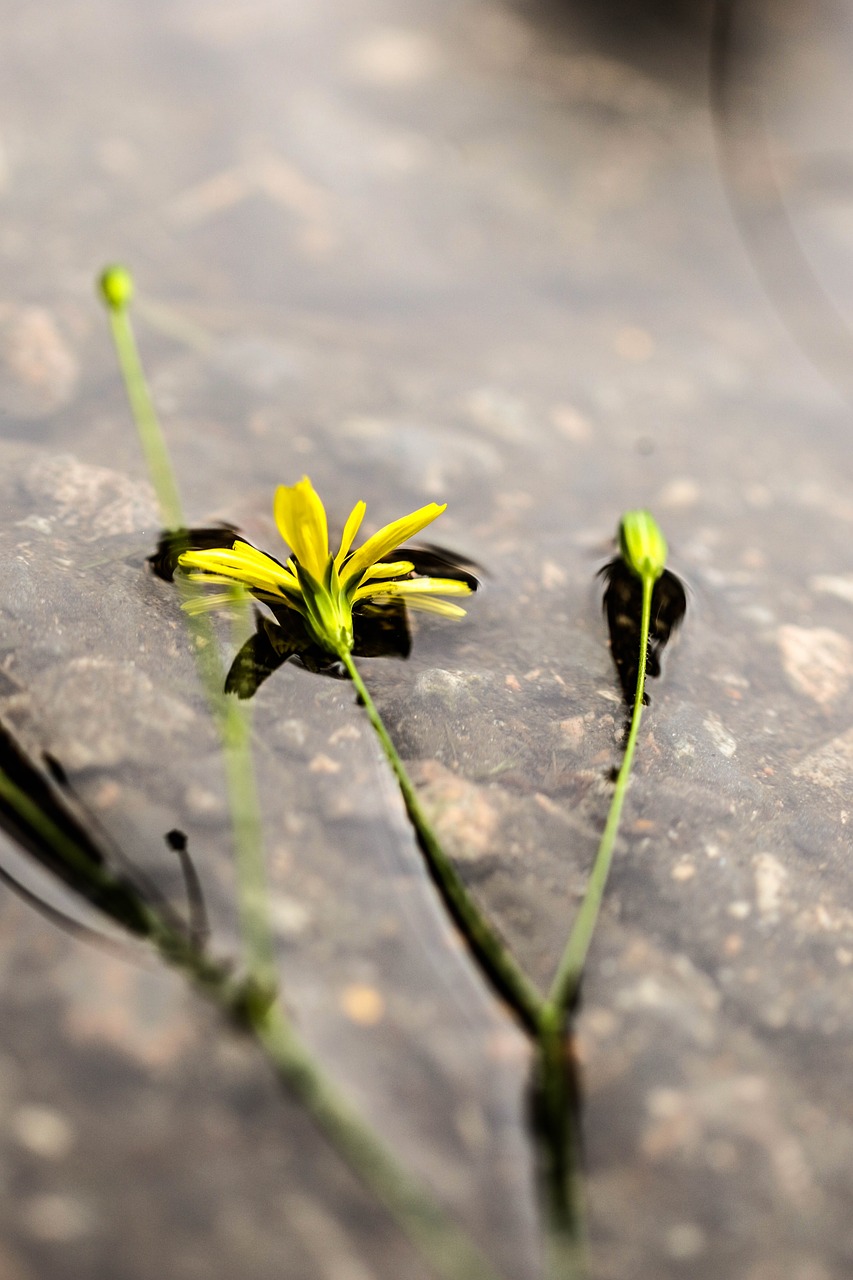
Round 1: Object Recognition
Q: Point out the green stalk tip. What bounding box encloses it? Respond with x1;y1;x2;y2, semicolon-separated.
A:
98;264;135;311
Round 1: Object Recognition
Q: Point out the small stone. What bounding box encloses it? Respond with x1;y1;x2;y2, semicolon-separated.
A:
658;477;699;508
0;307;79;418
671;860;696;882
328;724;361;746
184;783;225;819
703;713;737;758
753;853;788;919
340;984;385;1026
550;403;592;443
22;1194;95;1242
541;559;567;591
559;716;586;749
777;625;852;708
794;729;853;789
664;1222;706;1260
269;895;311;937
308;753;341;774
12;1106;74;1159
414;761;501;862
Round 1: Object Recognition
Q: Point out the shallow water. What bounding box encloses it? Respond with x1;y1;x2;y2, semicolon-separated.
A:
2;1;853;1277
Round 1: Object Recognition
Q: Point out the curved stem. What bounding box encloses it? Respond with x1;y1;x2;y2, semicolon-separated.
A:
339;648;544;1034
545;573;653;1015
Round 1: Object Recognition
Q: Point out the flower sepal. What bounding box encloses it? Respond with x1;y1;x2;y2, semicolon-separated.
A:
293;556;354;657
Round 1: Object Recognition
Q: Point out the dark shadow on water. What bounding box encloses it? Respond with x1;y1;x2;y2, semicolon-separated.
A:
225;602;414;697
0;721;207;949
148;523;243;582
601;556;687;707
150;526;481;699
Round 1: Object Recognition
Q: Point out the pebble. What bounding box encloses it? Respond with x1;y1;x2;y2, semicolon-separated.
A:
21;1193;95;1242
794;728;853;789
753;853;788;920
11;1106;74;1159
777;625;852;708
0;307;79;418
339;984;385;1026
664;1222;706;1261
703;713;737;758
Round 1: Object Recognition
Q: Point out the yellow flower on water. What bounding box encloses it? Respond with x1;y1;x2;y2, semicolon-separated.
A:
178;477;473;657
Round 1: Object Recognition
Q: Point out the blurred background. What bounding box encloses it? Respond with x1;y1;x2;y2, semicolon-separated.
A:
2;2;853;1279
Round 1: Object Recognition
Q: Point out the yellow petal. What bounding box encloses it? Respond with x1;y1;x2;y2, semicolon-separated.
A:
342;503;447;587
179;547;299;593
360;560;415;581
400;596;468;618
334;500;366;571
273;477;329;581
353;576;471;603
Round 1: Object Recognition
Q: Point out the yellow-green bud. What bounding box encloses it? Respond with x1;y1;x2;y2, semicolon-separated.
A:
618;509;667;583
98;265;135;311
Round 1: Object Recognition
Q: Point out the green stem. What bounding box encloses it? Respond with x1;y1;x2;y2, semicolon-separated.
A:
103;290;274;986
530;995;588;1279
218;690;276;985
536;1019;588;1280
107;305;184;533
255;1002;506;1280
545;573;654;1015
338;649;544;1034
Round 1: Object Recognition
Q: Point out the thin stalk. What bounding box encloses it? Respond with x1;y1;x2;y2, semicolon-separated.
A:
338;648;544;1034
102;278;274;986
545;574;653;1015
106;303;184;533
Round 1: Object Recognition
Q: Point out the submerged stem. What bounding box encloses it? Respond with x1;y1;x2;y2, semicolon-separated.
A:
545;573;653;1015
338;648;544;1033
534;1018;588;1280
255;1002;505;1280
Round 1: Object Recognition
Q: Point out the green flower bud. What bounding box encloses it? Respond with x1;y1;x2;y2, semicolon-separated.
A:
618;509;667;583
98;265;135;311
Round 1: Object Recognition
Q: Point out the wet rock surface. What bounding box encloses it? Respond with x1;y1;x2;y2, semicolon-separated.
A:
2;0;853;1278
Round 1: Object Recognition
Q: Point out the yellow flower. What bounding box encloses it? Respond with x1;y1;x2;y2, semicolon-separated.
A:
178;477;473;656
